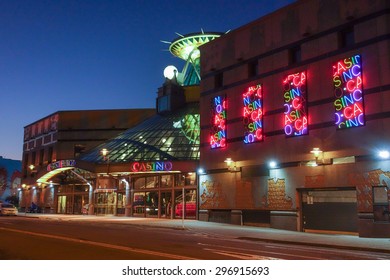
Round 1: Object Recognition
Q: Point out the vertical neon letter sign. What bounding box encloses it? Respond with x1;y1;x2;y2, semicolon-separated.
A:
333;54;364;129
210;95;227;149
243;84;263;143
283;72;308;136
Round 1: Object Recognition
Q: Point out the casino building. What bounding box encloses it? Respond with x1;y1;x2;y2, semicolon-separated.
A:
20;32;221;220
20;109;155;214
198;0;390;237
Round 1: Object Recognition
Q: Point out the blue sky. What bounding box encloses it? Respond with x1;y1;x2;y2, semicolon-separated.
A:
0;0;294;160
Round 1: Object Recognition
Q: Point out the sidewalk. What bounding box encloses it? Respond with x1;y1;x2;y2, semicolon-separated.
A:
21;213;390;254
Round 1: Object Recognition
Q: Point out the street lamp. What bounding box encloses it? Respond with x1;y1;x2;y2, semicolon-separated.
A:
378;150;390;159
101;148;110;174
269;161;277;169
101;148;109;161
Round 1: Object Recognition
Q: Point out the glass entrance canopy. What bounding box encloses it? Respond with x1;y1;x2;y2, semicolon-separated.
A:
79;103;200;164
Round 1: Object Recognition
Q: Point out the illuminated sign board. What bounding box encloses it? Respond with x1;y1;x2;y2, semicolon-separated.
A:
210;95;227;149
333;54;364;129
283;72;308;136
130;161;173;172
243;84;263;143
47;159;76;172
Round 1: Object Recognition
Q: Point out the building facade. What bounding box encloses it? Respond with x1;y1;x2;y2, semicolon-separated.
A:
198;0;390;237
20;109;155;213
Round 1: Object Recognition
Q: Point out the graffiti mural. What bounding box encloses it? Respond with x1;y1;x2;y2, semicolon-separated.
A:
349;169;390;212
199;180;228;209
267;178;293;210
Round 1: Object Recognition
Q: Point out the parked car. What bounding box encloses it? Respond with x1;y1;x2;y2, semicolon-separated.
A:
0;203;18;216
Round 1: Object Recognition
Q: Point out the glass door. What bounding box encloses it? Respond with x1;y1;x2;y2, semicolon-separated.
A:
160;191;172;218
57;195;66;214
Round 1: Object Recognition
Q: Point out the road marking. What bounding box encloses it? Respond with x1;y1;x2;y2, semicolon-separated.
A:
202;248;279;260
0;227;196;260
198;242;325;260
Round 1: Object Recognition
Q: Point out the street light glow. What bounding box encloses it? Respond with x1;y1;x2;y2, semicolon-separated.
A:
269;161;277;169
378;150;390;159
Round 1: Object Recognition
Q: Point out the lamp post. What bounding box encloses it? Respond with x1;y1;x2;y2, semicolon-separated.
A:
101;148;110;174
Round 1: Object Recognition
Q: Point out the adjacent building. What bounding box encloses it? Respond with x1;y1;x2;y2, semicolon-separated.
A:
0;156;21;203
198;0;390;237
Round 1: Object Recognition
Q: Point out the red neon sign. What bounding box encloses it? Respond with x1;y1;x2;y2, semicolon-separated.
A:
283;72;308;136
333;54;364;129
243;84;263;143
210;95;227;149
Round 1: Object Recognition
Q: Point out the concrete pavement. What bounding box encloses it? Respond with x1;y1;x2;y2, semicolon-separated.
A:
19;213;390;254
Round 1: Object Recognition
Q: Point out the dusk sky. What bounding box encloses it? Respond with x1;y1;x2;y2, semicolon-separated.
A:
0;0;294;161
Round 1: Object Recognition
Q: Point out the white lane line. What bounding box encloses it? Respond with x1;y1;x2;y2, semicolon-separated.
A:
264;244;390;259
0;227;196;260
198;242;324;260
202;248;279;260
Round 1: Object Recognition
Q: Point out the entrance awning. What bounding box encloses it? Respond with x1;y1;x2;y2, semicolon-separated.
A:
36;167;74;185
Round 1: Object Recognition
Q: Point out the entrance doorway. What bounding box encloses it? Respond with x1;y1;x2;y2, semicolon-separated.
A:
57;195;67;214
94;191;117;215
160;191;172;218
174;189;197;219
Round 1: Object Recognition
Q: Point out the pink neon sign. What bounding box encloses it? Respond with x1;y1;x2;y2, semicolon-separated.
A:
210;95;226;149
243;84;263;143
333;54;364;129
283;72;308;136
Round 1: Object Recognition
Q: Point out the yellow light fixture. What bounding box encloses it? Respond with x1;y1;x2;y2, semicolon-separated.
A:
224;157;234;166
310;148;323;158
101;148;108;157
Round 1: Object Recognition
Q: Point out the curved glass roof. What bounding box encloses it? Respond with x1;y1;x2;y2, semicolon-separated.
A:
79;103;200;163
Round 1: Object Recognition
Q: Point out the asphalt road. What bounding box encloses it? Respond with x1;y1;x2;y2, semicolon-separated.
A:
1;216;389;260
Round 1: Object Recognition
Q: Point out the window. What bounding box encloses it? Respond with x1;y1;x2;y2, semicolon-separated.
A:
248;60;258;78
161;175;173;187
157;95;170;113
74;144;86;158
214;72;223;89
289;45;301;65
339;26;354;48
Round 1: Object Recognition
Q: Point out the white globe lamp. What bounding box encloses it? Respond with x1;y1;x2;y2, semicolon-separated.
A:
163;65;178;80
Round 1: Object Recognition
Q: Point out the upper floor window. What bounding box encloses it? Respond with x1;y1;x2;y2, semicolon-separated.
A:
214;72;224;89
289;45;301;65
248;60;258;78
339;26;354;48
74;145;86;158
